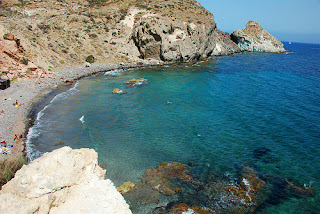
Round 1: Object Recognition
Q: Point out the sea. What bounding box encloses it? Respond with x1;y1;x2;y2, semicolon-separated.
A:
26;42;320;213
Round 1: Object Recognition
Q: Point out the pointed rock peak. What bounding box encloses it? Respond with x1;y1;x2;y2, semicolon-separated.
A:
246;20;261;27
231;20;286;53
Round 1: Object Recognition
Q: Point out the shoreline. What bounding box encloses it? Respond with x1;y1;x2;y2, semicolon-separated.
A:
0;59;167;161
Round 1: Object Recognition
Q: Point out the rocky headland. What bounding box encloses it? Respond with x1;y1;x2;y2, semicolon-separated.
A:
0;0;287;213
231;21;286;53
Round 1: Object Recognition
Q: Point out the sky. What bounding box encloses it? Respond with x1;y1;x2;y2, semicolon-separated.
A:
197;0;320;44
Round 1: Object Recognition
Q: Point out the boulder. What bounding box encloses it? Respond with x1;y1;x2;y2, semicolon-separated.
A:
27;62;38;71
141;162;193;195
0;147;132;214
3;33;15;41
117;181;136;194
64;78;74;85
112;88;127;94
125;78;148;87
231;21;286;53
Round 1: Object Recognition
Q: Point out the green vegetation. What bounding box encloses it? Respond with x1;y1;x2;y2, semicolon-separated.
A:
38;23;50;33
87;0;107;7
0;156;27;189
86;55;95;63
22;58;29;65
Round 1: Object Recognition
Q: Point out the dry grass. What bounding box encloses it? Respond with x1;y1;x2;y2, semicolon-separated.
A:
0;156;27;189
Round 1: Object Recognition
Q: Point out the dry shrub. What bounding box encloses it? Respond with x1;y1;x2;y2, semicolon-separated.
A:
0;156;27;189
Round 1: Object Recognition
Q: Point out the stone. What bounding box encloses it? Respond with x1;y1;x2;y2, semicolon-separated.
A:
121;183;160;207
65;78;74;85
112;88;127;94
0;147;132;214
3;33;15;41
117;181;136;194
231;21;286;53
27;62;38;71
168;203;211;214
285;178;314;197
125;78;148;87
141;162;193;195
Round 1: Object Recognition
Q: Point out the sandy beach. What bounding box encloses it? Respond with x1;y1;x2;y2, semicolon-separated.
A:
0;60;165;161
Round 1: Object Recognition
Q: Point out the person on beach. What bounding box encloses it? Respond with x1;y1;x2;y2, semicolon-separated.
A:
15;100;22;106
13;134;19;142
0;145;10;154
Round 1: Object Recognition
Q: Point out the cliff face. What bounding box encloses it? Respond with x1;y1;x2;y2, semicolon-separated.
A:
0;0;239;77
131;15;239;61
231;21;286;53
0;147;132;214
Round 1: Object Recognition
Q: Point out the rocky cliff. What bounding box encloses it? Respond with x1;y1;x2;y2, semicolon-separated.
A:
0;0;239;80
0;147;132;214
231;21;286;53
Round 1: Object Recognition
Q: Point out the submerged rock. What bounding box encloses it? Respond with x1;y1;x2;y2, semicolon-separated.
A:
141;162;194;195
125;78;148;87
253;147;279;163
117;181;136;194
0;147;132;214
167;203;211;214
122;183;160;207
112;88;127;94
231;21;286;53
253;147;271;159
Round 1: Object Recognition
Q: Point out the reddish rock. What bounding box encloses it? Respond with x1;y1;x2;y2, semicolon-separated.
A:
168;203;211;214
225;166;266;212
141;162;194;195
121;183;159;207
285;178;314;197
3;33;15;41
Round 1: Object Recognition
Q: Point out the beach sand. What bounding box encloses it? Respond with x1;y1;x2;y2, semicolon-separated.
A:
0;60;164;161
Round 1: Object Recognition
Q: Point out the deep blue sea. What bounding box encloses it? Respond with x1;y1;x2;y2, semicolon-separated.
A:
26;42;320;213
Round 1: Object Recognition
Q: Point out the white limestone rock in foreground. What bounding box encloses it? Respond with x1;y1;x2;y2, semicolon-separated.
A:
0;147;132;214
231;21;286;53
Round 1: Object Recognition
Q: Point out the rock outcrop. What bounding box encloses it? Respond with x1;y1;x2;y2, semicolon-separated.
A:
0;33;52;80
0;147;132;214
231;21;286;53
131;14;240;61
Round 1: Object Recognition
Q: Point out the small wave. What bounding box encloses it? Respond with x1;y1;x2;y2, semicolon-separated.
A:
26;83;79;161
79;115;85;123
51;82;79;103
104;69;124;76
25;125;43;161
37;83;79;120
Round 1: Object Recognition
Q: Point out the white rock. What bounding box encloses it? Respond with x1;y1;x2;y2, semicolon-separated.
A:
0;147;132;214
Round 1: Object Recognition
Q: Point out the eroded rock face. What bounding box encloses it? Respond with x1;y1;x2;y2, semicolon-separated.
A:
231;21;286;53
0;147;132;214
0;33;52;80
132;15;240;62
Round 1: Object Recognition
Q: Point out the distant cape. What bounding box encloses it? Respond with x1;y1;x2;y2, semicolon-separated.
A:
231;21;286;53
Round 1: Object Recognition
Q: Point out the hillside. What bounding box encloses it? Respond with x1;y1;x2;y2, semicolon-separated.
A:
0;0;239;80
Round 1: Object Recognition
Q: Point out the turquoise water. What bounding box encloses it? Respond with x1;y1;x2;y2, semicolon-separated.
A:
27;42;320;213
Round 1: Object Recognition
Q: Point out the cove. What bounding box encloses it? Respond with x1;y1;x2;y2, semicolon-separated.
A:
26;43;320;213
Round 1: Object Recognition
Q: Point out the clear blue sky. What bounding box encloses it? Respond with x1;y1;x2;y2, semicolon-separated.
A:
197;0;320;44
